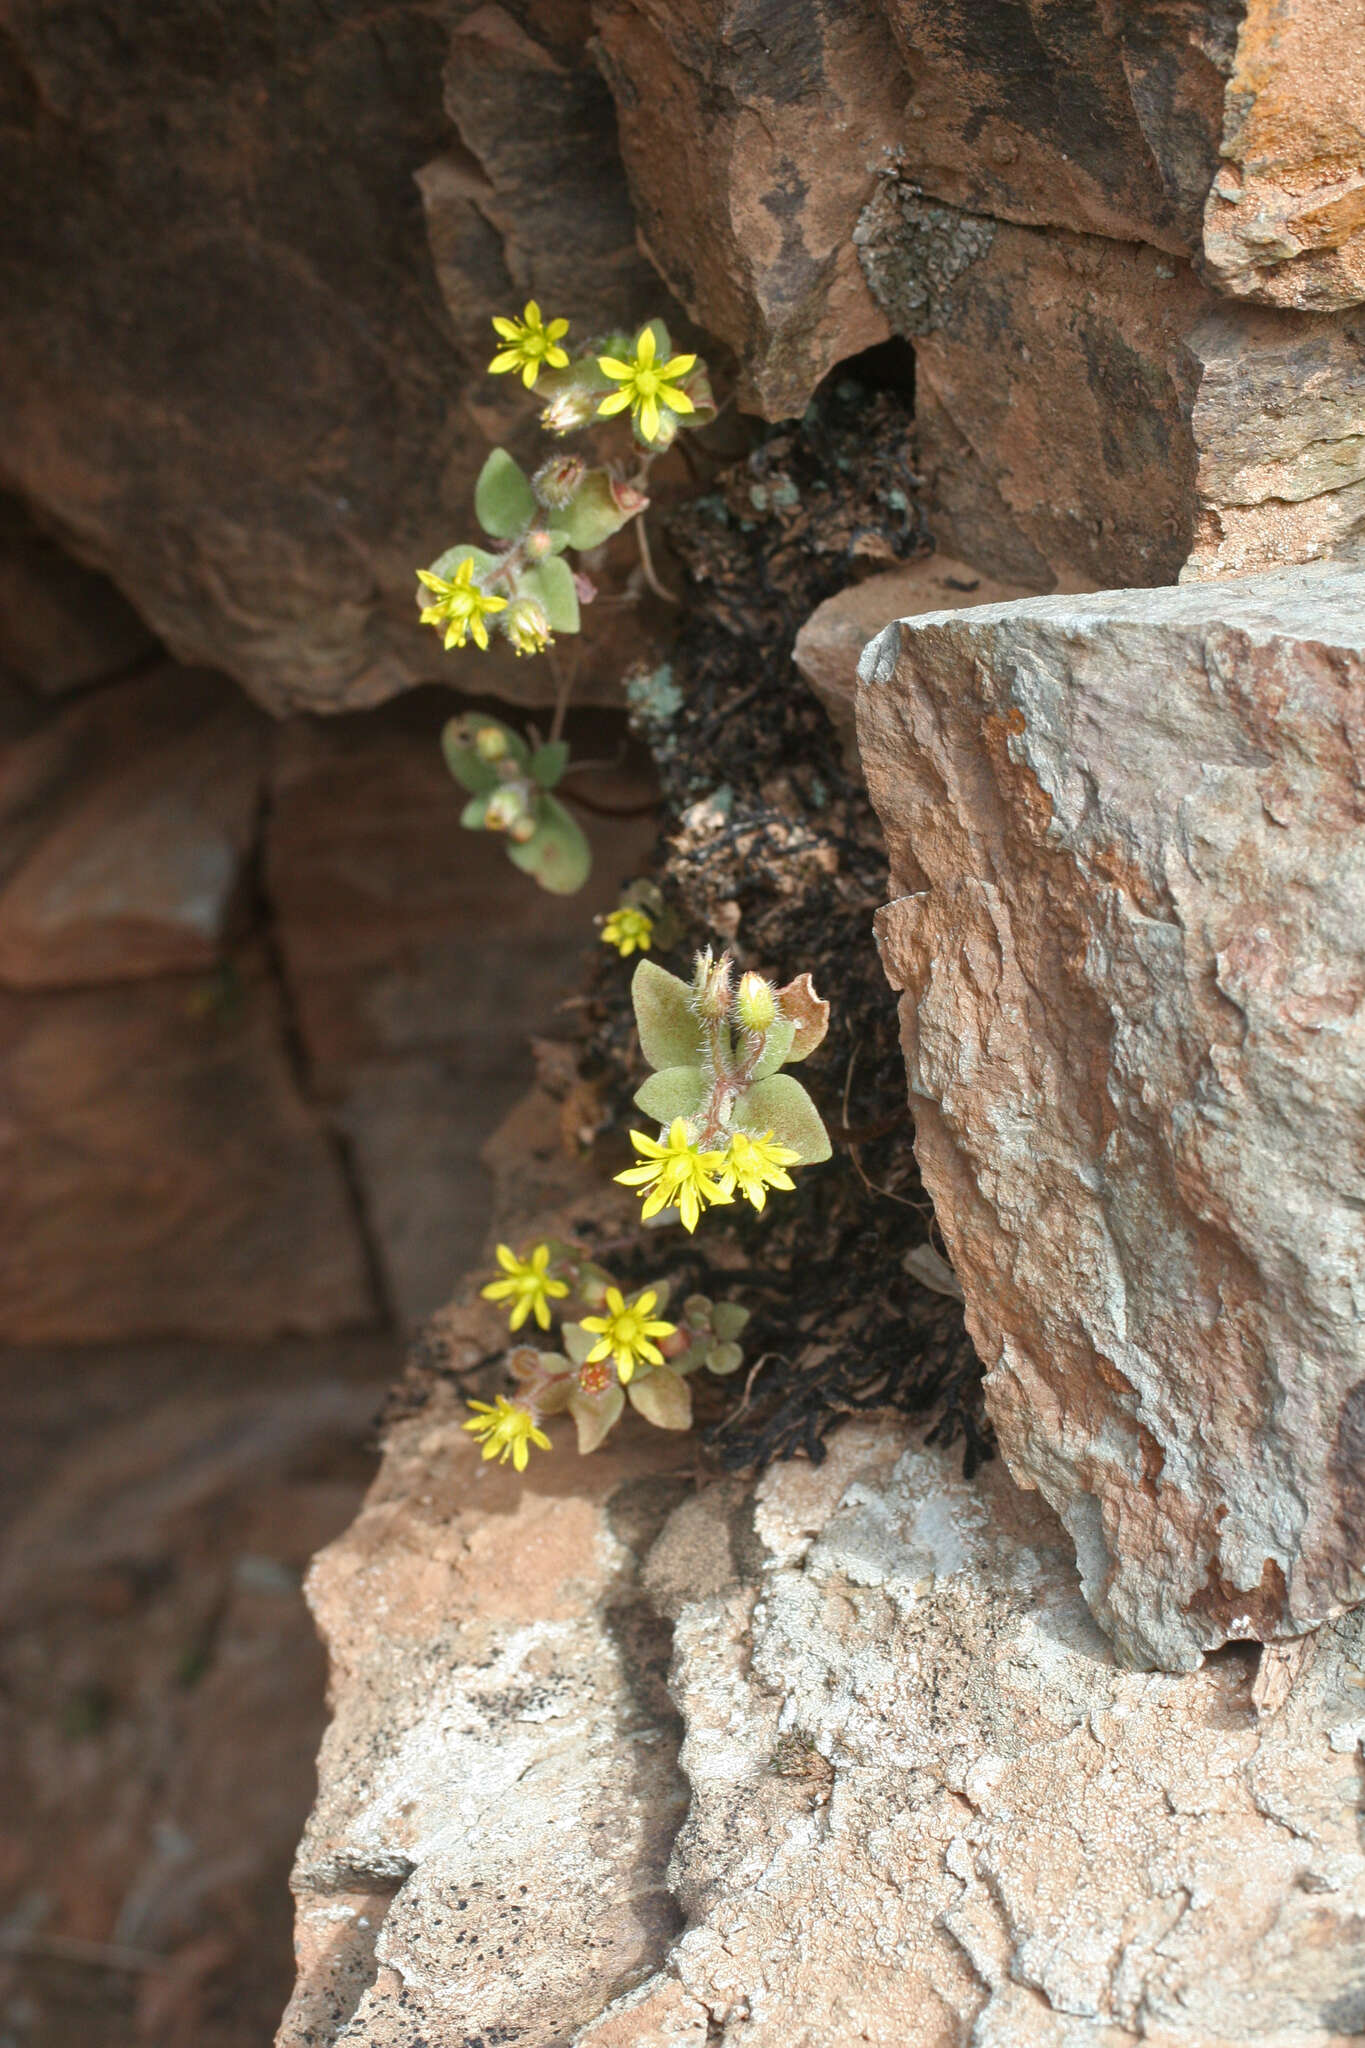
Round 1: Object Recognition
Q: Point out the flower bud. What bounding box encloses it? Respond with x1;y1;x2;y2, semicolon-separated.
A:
474;723;509;763
523;527;554;561
539;386;596;437
691;947;733;1020
502;595;553;659
532;454;586;510
485;785;530;833
507;812;538;844
735;972;777;1033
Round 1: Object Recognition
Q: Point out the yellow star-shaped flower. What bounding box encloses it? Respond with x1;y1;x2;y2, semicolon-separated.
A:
480;1242;570;1332
615;1118;733;1234
579;1287;676;1384
601;905;654;957
718;1129;800;1213
463;1395;552;1472
416;556;507;652
489;302;571;388
596;327;697;444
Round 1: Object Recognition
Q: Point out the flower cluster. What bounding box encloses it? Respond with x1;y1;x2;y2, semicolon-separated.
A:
470;1237;753;1465
616;950;832;1233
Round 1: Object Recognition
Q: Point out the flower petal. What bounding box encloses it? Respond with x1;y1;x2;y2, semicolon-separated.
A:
636;326;657;365
660;386;695;414
524;300;542;326
491;316;520;339
639;396;660;442
596;389;633;416
662;353;697;378
546;319;570;340
596;356;633;380
489;349;522;374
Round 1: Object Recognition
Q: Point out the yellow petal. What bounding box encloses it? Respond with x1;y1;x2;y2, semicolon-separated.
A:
533;1296;551;1330
546;319;570;341
617;1355;635;1385
522;358;540;388
495;1244;519;1271
636;326;657;366
491;317;520;339
596;392;633;419
639;397;660;442
586;1335;612;1364
470;616;489;650
604;1287;625;1314
662;353;697;378
509;1296;530;1330
640;1183;672;1220
660;386;695;414
489;349;522;374
524;300;542;326
512;1437;529;1471
616;1162;663;1187
546;344;570;369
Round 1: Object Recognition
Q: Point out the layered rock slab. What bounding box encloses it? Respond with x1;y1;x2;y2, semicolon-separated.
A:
857;562;1365;1670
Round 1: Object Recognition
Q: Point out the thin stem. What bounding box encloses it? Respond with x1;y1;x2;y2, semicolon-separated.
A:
635;514;679;605
547;642;580;745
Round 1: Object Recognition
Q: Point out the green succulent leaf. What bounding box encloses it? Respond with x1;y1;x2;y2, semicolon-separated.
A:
460;793;492;829
474;448;536;539
706;1341;745;1376
504;792;591;895
529;739;570;789
547;470;636;552
631;959;704;1071
569;1384;625;1454
561;1322;596;1367
750;1017;796;1080
710;1302;750;1341
633;1066;706;1123
441;713;529;793
519;556;580;634
733;1073;832;1164
626;1367;692;1430
426;542;499;583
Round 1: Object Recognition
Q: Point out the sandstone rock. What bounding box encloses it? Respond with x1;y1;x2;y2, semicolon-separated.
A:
0;490;157;696
793;555;1039;764
856;181;1365;591
0;3;653;715
278;1379;694;2048
0;666;266;988
0;950;376;1343
1203;0;1365;311
858;561;1365;1670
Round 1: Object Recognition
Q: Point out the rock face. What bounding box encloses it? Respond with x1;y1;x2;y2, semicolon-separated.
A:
285;1408;1365;2045
858;562;1365;1671
1203;0;1365;311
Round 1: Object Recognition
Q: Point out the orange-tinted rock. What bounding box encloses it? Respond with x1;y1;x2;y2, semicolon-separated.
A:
0;951;376;1342
859;562;1365;1670
0;666;266;989
1203;0;1365;311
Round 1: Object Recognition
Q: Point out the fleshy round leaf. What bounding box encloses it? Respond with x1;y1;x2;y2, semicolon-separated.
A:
626;1367;692;1430
519;556;580;633
734;1073;832;1164
425;542;498;583
460;792;492;829
561;1322;596;1366
632;959;704;1072
633;1066;706;1123
529;739;570;788
506;793;592;895
547;469;639;552
569;1384;625;1454
710;1302;750;1341
750;1017;796;1080
706;1341;745;1376
773;973;829;1063
474;448;536;539
535;1374;575;1416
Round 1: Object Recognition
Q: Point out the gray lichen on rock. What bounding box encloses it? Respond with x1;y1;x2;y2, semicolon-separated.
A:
854;175;996;336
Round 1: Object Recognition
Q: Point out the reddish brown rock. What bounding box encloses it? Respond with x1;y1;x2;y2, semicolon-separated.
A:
858;561;1365;1670
0;491;157;697
0;666;266;989
793;554;1040;764
1203;0;1365;311
0;950;376;1343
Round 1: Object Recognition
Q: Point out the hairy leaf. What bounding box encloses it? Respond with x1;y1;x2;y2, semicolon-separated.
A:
547;469;639;552
561;1322;596;1366
734;1073;832;1163
460;792;492;828
506;793;591;895
529;739;570;789
569;1384;624;1454
474;448;536;539
627;1367;692;1430
633;1066;706;1123
710;1302;750;1341
750;1016;796;1080
425;541;498;584
519;556;580;633
707;1341;745;1376
631;959;704;1071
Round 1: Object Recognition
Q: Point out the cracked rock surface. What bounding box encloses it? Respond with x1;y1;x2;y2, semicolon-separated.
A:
859;562;1365;1671
285;1409;1365;2046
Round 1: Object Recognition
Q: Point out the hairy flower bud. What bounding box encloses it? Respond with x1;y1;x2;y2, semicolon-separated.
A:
474;723;509;763
502;595;553;658
539;385;596;437
532;454;586;510
735;972;777;1033
692;946;733;1020
523;527;554;562
485;785;530;833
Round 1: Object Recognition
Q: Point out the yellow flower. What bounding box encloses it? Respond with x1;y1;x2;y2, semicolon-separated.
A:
579;1286;676;1384
601;905;654;957
615;1118;733;1234
417;556;507;651
481;1242;570;1332
597;327;697;444
463;1395;552;1472
489;302;571;388
719;1129;800;1213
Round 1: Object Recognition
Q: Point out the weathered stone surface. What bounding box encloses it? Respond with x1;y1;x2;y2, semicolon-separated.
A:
278;1378;694;2048
0;2;655;715
793;555;1039;764
858;562;1365;1670
857;181;1365;591
0;950;376;1343
615;1424;1365;2045
0;666;266;988
0;490;157;696
1203;0;1365;311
